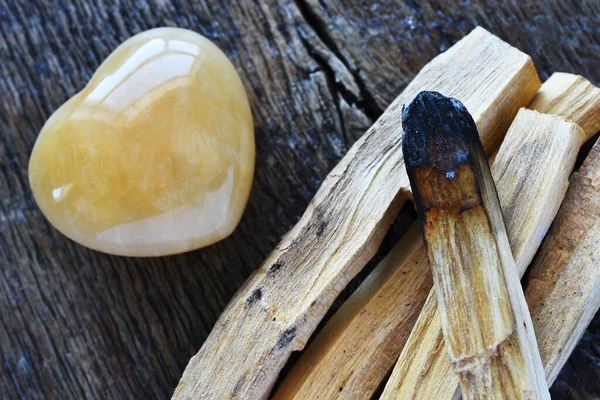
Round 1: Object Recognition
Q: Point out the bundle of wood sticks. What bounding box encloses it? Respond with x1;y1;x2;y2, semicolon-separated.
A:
173;27;600;399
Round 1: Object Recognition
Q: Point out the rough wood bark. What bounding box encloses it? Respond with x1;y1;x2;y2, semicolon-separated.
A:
403;92;549;399
524;137;600;386
172;28;539;399
3;1;600;399
276;74;596;400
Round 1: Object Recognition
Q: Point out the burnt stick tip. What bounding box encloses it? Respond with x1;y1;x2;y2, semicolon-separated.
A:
402;91;482;173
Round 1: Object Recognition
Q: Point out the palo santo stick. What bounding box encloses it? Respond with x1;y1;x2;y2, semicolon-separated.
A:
276;73;598;400
524;137;600;385
402;92;549;399
172;28;540;400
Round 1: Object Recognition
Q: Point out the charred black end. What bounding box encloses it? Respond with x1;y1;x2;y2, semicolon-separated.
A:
402;92;486;226
402;91;482;172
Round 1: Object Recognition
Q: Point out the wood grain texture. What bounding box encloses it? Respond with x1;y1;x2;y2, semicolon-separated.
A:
1;1;599;399
173;28;539;400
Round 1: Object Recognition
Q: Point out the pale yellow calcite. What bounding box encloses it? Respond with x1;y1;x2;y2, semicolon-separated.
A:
28;28;254;256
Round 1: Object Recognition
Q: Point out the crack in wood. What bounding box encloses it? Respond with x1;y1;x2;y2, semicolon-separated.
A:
292;0;383;121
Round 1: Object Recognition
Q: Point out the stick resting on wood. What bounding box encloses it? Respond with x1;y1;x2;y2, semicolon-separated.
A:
524;137;600;386
172;27;540;400
403;92;549;399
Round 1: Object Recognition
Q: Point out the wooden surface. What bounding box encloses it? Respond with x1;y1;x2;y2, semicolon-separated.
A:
0;1;598;399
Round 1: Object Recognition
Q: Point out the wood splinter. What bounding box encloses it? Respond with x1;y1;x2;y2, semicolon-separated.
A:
403;92;549;399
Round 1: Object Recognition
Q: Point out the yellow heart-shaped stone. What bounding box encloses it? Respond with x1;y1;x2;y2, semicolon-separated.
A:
29;28;254;256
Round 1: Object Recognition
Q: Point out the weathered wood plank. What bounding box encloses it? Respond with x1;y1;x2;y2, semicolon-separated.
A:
1;0;599;398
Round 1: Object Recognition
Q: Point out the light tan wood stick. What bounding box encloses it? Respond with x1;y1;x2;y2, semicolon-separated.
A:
402;92;549;399
524;137;600;386
172;28;540;400
275;73;598;400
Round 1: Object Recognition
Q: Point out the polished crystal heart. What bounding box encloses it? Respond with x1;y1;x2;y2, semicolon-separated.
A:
29;28;255;256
